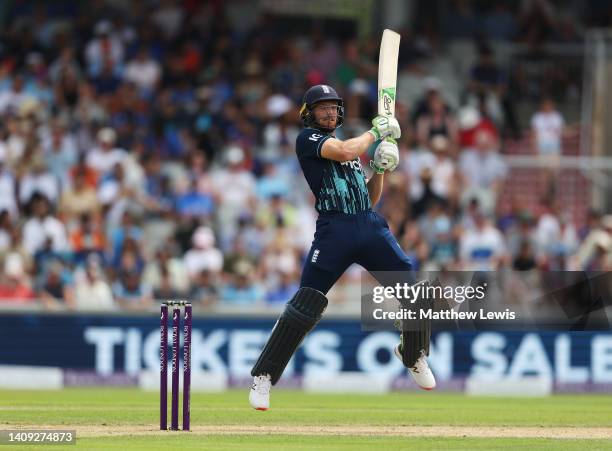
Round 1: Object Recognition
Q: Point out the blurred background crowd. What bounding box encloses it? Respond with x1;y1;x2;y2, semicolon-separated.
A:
0;0;610;310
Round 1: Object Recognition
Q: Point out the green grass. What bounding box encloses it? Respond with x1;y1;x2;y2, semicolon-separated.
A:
38;436;612;451
0;389;610;449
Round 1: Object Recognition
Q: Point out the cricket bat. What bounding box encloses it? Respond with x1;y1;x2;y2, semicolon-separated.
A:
378;29;401;119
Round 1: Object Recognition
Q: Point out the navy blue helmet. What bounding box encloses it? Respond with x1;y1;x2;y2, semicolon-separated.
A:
299;84;344;132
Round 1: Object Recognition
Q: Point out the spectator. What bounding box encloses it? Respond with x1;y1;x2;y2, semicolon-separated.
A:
459;130;508;216
457;105;498;149
85;20;124;77
38;259;75;310
59;172;100;222
255;194;297;229
467;45;506;125
0;253;35;302
49;46;82;84
506;211;538;261
86;128;126;177
513;240;538;271
174;178;215;220
69;213;106;265
260;233;300;282
416;86;459;150
124;47;161;96
189;269;219;307
69;153;98;190
427;213;457;270
411;169;447;219
143;246;190;296
427;135;458;202
19;155;60;207
459;209;508;271
530;97;566;196
534;202;578;267
223;236;256;277
571;215;612;270
266;268;299;304
211;145;256;243
0;76;36;115
73;255;114;310
22;194;69;255
183;226;223;279
531;97;565;157
41;119;78;187
112;270;153;310
219;260;262;305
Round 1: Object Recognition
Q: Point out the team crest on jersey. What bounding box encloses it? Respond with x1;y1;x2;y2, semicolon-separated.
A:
341;159;363;171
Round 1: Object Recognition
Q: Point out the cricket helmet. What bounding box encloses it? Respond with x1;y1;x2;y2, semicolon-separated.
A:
299;84;344;132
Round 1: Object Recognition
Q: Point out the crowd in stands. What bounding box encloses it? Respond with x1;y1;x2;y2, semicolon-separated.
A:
0;1;610;310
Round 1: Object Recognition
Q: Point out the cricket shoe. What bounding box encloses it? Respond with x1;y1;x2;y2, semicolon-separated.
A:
394;345;436;390
249;374;271;410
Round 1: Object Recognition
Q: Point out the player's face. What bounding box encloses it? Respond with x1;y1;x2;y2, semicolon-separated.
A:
313;101;339;129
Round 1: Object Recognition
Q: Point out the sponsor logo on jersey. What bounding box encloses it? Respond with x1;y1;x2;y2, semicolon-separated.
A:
341;159;363;171
311;249;320;262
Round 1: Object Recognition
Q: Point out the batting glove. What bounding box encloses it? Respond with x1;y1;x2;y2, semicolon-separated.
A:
369;115;401;140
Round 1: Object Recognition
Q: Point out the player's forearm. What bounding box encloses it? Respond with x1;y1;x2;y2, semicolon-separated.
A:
367;172;384;206
339;131;376;161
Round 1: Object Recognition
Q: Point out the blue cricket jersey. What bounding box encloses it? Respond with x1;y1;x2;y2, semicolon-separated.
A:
296;127;371;214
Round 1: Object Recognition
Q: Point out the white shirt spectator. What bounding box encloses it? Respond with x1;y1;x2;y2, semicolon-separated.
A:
402;149;436;200
211;146;257;240
85;24;124;76
5;131;26;163
19;170;60;205
531;108;564;154
535;212;578;258
459;149;508;188
124;55;161;92
184;226;224;277
460;221;506;271
184;248;224;276
74;276;114;310
86;146;127;175
431;157;456;198
212;169;256;209
22;215;69;254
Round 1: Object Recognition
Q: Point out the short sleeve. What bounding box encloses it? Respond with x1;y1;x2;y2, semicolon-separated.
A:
296;129;330;159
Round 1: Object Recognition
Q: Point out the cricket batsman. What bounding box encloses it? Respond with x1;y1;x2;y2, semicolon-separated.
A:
249;85;435;410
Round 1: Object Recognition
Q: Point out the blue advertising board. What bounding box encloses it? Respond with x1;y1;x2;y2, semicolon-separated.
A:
1;312;611;385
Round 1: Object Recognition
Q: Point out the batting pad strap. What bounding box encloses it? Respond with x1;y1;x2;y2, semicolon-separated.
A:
251;287;328;385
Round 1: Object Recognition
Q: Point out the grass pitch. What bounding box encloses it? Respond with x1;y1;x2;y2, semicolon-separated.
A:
0;389;610;449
